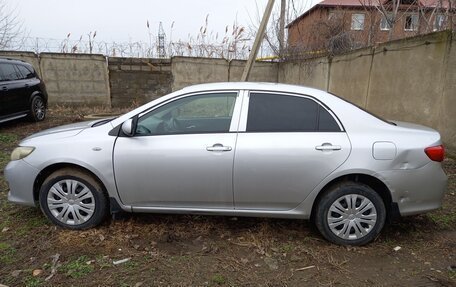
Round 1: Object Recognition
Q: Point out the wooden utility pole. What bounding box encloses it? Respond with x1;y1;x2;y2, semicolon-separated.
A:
279;0;286;57
241;0;275;81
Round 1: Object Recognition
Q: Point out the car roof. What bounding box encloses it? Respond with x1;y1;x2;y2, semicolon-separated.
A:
0;57;32;66
180;82;325;96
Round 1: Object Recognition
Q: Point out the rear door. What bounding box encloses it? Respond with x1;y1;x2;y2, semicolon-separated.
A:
233;91;351;211
15;64;37;108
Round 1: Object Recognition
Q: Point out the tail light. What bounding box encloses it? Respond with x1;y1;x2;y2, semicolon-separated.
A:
425;145;445;162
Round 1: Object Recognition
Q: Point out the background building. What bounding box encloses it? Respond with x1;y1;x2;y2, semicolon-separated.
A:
287;0;455;56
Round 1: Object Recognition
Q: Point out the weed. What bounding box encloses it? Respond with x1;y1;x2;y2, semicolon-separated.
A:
449;268;456;279
96;255;112;269
9;209;49;236
24;276;43;287
0;242;17;264
0;133;17;144
280;243;294;253
428;212;456;229
211;274;226;285
0;151;10;168
124;260;138;269
62;255;94;278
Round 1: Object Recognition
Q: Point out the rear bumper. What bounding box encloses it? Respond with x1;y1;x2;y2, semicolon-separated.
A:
5;159;39;207
376;162;447;216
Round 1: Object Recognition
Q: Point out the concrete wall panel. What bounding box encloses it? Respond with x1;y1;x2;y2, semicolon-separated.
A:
39;53;110;105
440;32;456;150
279;59;329;90
228;60;278;82
366;32;449;130
329;48;373;107
171;57;229;91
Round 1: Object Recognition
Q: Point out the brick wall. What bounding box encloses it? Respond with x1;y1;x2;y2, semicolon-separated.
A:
108;57;172;108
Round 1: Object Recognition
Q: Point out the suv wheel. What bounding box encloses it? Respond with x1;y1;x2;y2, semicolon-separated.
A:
30;95;46;122
315;182;386;246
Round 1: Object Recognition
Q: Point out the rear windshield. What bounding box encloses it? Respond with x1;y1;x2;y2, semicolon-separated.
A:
329;92;396;126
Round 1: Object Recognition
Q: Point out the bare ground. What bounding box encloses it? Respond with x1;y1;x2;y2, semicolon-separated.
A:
0;107;455;287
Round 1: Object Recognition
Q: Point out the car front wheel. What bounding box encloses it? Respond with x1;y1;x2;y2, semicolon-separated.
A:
315;182;386;246
39;168;108;229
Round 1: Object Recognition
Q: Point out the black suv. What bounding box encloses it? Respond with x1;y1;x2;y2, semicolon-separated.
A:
0;58;48;123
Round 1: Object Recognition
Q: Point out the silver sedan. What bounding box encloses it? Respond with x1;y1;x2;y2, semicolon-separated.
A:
5;82;447;245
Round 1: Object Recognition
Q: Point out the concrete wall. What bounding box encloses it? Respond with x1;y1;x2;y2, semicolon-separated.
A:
0;31;453;149
279;58;329;90
171;57;278;91
279;30;455;150
441;32;456;152
0;51;111;105
171;57;229;91
228;60;278;82
328;48;373;106
39;53;110;105
108;57;172;108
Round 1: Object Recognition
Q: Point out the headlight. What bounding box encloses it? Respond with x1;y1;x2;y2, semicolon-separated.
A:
11;147;35;161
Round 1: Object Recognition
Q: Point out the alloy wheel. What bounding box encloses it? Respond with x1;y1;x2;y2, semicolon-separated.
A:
34;97;45;120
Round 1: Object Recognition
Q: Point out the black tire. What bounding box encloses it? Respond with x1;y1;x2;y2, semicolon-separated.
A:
39;168;108;229
29;95;46;122
314;182;386;246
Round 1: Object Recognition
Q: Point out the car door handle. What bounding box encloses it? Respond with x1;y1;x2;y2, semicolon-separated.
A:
315;144;341;151
206;144;232;152
1;86;7;91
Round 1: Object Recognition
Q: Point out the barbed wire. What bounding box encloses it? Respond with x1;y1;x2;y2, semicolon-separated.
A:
2;35;262;59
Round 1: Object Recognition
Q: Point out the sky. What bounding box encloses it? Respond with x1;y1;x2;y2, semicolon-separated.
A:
6;0;318;44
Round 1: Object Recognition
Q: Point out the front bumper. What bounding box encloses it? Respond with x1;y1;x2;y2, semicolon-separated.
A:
5;159;40;207
376;162;448;216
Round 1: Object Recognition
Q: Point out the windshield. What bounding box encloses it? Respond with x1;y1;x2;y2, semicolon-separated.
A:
91;117;117;127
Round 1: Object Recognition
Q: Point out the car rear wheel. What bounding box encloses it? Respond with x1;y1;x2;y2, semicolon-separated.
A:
315;182;386;246
30;95;46;122
39;168;108;229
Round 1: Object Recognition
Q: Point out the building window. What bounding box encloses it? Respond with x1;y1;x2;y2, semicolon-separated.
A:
351;13;365;30
434;14;446;31
380;13;393;30
404;14;419;31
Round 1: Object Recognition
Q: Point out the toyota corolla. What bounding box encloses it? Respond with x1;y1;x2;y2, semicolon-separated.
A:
5;82;447;245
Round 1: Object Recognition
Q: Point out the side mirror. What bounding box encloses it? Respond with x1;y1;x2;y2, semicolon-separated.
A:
121;119;134;137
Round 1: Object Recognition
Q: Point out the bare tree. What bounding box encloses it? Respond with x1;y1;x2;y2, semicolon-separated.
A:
248;0;309;59
418;0;456;33
310;9;355;55
0;1;26;49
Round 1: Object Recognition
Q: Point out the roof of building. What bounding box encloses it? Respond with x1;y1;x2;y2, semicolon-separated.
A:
286;0;451;28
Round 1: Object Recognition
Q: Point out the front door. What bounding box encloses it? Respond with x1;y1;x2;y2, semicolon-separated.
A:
113;91;240;209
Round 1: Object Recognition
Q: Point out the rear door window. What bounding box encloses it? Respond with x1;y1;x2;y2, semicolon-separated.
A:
246;92;341;132
16;65;34;79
